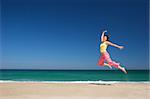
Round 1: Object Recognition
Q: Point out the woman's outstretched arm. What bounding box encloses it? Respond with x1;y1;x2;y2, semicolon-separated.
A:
101;30;107;42
106;41;124;49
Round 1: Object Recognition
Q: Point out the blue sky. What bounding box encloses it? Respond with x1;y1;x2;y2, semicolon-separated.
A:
1;0;149;70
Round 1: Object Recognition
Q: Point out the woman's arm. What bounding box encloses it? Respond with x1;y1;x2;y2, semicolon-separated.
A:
106;41;124;49
101;30;107;42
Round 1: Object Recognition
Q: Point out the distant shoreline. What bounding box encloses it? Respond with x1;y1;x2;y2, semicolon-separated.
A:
0;80;150;84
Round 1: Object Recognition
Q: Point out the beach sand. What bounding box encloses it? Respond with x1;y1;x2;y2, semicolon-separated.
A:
0;83;149;99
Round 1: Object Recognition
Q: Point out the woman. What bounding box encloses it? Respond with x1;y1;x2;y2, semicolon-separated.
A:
98;30;127;74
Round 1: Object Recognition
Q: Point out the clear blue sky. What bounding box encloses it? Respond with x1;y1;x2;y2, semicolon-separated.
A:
1;0;149;70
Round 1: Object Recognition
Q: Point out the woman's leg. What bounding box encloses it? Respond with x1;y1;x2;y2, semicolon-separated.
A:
98;55;105;66
98;54;112;68
104;52;127;74
104;52;120;68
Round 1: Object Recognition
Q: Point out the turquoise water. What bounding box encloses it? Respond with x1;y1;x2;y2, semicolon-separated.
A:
0;70;149;82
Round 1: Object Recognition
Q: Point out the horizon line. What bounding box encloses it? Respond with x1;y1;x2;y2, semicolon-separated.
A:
0;69;149;71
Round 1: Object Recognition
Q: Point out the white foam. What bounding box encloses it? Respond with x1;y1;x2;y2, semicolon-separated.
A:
0;80;149;84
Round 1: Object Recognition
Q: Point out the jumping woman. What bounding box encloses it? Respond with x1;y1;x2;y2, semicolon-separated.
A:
98;30;127;74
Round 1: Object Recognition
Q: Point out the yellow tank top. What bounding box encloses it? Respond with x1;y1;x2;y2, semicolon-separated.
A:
100;42;108;53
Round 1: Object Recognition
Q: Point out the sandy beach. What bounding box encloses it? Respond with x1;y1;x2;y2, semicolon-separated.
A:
0;82;149;99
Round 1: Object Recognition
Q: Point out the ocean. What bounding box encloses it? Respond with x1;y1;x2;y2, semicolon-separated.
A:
0;70;149;83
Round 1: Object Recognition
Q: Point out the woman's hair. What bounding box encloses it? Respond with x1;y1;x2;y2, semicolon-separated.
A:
104;34;110;41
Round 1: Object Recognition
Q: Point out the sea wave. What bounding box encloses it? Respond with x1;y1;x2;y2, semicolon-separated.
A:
0;80;149;84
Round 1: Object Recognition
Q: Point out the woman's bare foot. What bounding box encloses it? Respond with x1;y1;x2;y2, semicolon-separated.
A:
104;63;112;69
108;65;112;69
120;67;127;74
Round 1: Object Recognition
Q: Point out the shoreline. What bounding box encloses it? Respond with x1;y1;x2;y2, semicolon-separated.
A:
0;80;150;84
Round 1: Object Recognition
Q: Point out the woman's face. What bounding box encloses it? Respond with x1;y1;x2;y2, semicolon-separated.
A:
103;36;107;41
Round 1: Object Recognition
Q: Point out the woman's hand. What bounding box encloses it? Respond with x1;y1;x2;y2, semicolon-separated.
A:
101;30;107;42
118;46;124;49
103;30;107;33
